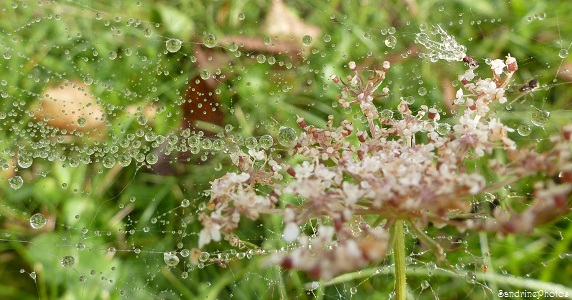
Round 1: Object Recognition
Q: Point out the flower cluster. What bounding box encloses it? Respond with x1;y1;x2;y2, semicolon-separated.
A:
197;53;572;280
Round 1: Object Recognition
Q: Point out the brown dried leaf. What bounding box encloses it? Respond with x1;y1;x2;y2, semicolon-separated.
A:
34;81;106;134
264;0;320;46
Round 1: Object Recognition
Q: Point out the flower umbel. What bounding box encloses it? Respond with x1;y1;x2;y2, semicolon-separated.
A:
198;54;572;281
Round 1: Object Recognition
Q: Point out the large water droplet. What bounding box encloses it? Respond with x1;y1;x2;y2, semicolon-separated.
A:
203;33;217;48
302;35;313;46
8;176;24;190
165;38;182;53
531;107;550;127
278;127;297;147
384;36;397;48
164;252;180;266
517;124;532;136
559;49;569;59
30;213;47;229
259;135;274;149
60;255;75;268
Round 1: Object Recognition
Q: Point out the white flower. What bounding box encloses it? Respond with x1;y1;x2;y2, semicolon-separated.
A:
283;222;300;243
489;59;506;75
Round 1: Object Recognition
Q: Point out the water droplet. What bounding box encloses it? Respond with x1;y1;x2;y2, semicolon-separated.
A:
228;42;238;52
76;243;85;251
165;38;182;53
197;69;210;80
380;109;394;119
435;123;451;135
146;153;158;165
108;51;117;60
8;176;23;190
531;107;550;127
164;252;180;266
517;124;532;136
559;49;569;59
465;271;476;284
180;249;190;257
77;117;86;127
143;28;152;37
3;52;11;60
259;135;274;149
418;87;427;96
304;281;320;291
102;156;116;168
18;154;33;168
79;275;87;282
30;213;47;229
117;154;131;167
181;199;190;207
237;12;245;20
421;280;430;289
302;35;313;46
203;33;217;48
384;36;397;48
244;137;258;149
349;287;357;294
278;127;297;147
60;255;75;268
256;54;266;64
323;34;331;42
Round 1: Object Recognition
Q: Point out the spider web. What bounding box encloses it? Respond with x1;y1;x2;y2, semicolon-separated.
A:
0;1;571;299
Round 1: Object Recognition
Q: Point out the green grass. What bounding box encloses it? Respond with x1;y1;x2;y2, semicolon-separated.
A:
0;0;571;299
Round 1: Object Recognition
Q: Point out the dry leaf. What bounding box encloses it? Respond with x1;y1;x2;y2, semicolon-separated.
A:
34;81;106;134
264;0;320;46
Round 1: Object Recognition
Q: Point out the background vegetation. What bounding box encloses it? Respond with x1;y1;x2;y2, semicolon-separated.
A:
0;0;571;299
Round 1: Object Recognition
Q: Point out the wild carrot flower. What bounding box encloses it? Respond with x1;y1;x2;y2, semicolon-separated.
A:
198;51;572;280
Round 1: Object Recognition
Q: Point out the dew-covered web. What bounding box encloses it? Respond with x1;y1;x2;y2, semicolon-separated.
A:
1;1;572;299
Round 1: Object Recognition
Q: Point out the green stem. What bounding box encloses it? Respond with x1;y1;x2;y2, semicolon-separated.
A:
393;220;407;300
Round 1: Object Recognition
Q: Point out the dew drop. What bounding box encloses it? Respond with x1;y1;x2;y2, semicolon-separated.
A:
199;69;210;80
302;35;313;46
418;87;427;96
165;38;182;53
384;36;397;48
435;123;451;135
8;176;24;190
102;156;116;168
237;12;245;20
278;127;297;147
108;51;117;60
60;255;75;268
203;33;217;48
323;34;331;43
146;153;158;165
164;252;180;266
380;109;394;120
517;123;532;136
244;136;258;149
18;154;33;168
180;249;190;257
181;199;190;207
531;107;550;127
421;280;430;289
77;117;86;127
30;213;47;229
559;49;569;59
256;54;266;64
143;28;152;37
259;134;274;149
465;271;476;284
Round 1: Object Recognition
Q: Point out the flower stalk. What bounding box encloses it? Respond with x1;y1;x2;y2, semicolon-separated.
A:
393;219;407;300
